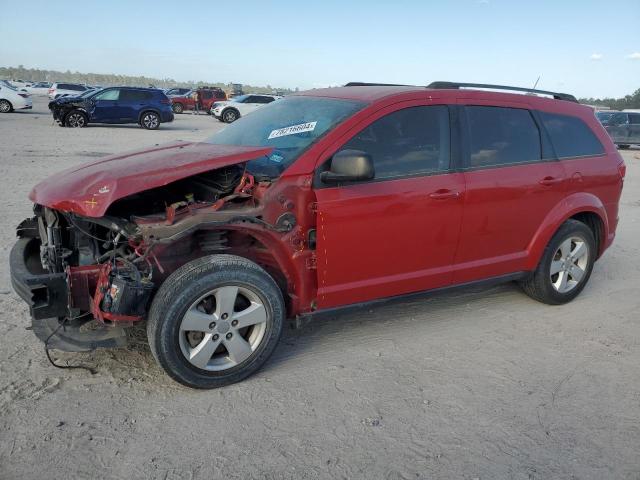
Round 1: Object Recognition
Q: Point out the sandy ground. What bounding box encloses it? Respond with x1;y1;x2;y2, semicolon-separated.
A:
0;97;639;480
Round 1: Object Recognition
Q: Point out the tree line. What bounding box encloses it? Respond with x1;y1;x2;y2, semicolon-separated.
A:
0;65;297;94
579;88;640;110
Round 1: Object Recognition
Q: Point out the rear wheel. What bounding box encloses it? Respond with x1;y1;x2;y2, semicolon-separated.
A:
140;111;160;130
64;110;87;127
147;255;285;389
172;103;183;114
0;100;12;113
222;108;239;123
520;219;595;305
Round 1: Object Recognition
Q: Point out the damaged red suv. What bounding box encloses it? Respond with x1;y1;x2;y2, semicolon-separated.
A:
11;82;625;388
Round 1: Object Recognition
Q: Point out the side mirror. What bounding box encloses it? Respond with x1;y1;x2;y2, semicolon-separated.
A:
320;150;374;183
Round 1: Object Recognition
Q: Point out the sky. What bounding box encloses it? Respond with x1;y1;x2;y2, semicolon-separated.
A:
1;0;639;98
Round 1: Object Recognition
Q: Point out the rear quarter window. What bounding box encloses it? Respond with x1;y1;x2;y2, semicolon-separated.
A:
539;112;605;158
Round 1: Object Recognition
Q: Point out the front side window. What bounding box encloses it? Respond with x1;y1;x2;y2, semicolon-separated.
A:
465;106;541;167
608;113;629;126
206;96;365;179
341;105;451;179
539;112;605;158
94;89;120;101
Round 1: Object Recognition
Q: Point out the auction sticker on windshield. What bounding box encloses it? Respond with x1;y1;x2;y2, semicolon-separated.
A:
268;121;317;139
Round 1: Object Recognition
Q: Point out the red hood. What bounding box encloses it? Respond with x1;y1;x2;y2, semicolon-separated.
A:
29;141;273;217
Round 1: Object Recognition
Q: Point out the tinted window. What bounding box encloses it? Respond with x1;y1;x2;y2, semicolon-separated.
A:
539;112;605;158
254;96;274;104
609;113;628;126
200;91;213;99
94;89;120;101
466;106;541;167
120;89;152;101
214;90;226;99
629;113;640;125
342;106;450;179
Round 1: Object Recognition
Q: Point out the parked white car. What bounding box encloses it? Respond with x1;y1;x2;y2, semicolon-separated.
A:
0;82;32;113
25;81;52;95
10;79;33;89
211;94;282;123
48;82;90;100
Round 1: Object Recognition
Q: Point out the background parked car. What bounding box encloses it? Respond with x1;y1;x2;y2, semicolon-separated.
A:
0;82;32;113
49;86;174;129
48;82;90;99
210;93;281;123
170;87;227;113
9;79;33;88
165;87;191;97
24;81;52;95
599;111;640;149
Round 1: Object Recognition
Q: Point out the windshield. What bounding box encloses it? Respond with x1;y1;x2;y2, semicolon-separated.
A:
205;95;366;178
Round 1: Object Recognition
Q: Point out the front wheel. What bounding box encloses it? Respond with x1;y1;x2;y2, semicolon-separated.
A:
222;108;239;123
64;110;88;127
520;219;595;305
140;111;160;130
0;99;13;113
147;255;285;389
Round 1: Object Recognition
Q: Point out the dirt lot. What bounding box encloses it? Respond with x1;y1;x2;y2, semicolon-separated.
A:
0;97;639;480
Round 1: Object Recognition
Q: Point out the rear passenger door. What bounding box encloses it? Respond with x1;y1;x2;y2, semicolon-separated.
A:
119;89;151;121
453;104;567;284
314;104;465;308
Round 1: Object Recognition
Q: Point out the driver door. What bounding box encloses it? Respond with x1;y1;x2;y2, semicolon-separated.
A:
313;103;465;309
89;88;121;122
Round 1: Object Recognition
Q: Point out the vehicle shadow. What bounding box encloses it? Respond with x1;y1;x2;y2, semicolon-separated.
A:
261;281;526;374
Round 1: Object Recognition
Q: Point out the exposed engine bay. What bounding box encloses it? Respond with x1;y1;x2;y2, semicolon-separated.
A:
13;163;303;351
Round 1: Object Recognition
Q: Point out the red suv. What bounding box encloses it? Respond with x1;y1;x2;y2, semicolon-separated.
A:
10;82;625;388
170;87;227;113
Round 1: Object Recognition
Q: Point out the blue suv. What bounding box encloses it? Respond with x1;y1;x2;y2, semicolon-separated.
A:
48;87;174;129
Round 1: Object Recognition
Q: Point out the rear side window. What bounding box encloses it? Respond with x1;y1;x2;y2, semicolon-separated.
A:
120;90;153;101
629;113;640;125
342;105;451;179
539;112;605;158
465;106;541;167
214;90;226;99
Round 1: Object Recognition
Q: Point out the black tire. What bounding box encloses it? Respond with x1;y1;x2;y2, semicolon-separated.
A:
147;254;285;389
140;111;160;130
617;144;630;150
0;99;13;113
64;110;88;128
520;219;596;305
222;108;239;123
172;103;183;114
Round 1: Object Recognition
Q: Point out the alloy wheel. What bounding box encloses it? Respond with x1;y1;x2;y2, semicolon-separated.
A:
178;285;268;371
142;113;159;129
550;236;589;293
67;113;85;127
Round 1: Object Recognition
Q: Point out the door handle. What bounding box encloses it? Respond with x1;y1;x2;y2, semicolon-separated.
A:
539;176;563;186
429;189;460;200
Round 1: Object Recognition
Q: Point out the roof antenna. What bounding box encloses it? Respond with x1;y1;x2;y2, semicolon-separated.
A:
532;76;541;89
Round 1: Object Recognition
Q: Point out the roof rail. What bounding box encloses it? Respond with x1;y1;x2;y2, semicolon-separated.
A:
426;81;578;103
345;82;412;87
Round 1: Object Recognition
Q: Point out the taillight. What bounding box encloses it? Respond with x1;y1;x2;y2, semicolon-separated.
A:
618;162;626;179
48;88;54;93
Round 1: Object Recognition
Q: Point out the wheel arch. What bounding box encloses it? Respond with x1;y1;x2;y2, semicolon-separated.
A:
0;98;14;112
525;192;609;270
138;108;161;123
